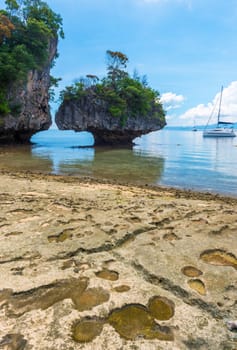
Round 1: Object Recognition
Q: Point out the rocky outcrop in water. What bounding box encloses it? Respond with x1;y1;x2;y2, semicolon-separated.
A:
55;94;166;146
0;38;57;143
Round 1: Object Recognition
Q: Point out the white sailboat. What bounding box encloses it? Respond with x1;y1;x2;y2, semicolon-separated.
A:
203;86;236;137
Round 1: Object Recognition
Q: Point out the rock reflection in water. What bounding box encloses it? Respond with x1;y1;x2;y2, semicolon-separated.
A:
5;127;237;196
31;132;164;184
90;147;164;184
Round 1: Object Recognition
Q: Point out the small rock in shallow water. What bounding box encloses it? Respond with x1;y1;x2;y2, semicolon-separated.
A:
226;320;237;331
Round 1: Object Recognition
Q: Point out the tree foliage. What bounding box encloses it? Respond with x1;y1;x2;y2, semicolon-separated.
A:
0;0;64;116
60;50;165;126
0;13;15;43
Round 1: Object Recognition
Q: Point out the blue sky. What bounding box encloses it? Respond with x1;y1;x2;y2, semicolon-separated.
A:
1;0;237;126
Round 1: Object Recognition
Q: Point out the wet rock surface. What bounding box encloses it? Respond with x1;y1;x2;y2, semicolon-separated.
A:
0;171;237;349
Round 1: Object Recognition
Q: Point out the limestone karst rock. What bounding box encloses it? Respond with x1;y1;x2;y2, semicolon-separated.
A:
0;37;57;143
55;93;166;146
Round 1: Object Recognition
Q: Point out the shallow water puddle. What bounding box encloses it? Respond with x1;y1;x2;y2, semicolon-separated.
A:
73;318;105;343
73;297;175;343
187;279;206;296
200;249;237;270
48;229;74;243
108;304;174;341
0;278;109;316
113;285;130;293
181;266;203;278
148;296;175;320
95;269;119;281
73;287;110;311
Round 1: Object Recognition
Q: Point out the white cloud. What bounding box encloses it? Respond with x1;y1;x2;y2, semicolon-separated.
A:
180;103;213;120
160;92;185;110
178;81;237;125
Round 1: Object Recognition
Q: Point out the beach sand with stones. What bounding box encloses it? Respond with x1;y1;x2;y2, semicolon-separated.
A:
0;171;237;350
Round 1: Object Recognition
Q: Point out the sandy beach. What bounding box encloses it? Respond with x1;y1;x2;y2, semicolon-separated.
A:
0;171;237;349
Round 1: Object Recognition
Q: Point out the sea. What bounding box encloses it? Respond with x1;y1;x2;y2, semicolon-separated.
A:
1;127;237;197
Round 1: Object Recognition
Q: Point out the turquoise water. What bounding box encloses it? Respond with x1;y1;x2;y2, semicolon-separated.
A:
0;128;237;196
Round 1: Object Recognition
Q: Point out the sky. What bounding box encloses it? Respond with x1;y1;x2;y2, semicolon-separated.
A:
1;0;237;126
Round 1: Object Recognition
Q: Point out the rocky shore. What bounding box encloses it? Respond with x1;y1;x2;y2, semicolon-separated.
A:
0;171;237;349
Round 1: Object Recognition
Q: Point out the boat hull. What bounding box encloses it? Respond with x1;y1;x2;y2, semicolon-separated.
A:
203;86;236;138
203;128;236;137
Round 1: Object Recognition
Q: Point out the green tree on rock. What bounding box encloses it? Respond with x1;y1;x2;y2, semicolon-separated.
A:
60;50;166;126
0;0;64;115
106;50;129;87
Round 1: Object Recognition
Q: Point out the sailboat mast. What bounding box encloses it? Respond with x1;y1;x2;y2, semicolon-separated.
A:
217;86;223;125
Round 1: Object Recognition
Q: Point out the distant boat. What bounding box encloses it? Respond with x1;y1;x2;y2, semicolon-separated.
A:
192;119;197;131
203;86;236;138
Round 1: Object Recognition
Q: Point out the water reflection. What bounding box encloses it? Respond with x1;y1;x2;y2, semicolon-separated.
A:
90;147;164;184
33;145;95;174
202;136;236;174
32;144;165;185
1;129;237;196
30;130;164;184
0;145;54;172
134;130;237;195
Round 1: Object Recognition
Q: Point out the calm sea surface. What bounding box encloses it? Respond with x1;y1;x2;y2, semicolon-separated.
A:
0;128;237;196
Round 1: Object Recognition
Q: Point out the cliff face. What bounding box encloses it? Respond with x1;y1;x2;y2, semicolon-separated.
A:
55;94;166;146
0;37;57;143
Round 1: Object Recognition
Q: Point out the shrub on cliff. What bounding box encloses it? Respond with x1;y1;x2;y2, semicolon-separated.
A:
0;0;64;116
60;50;166;126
